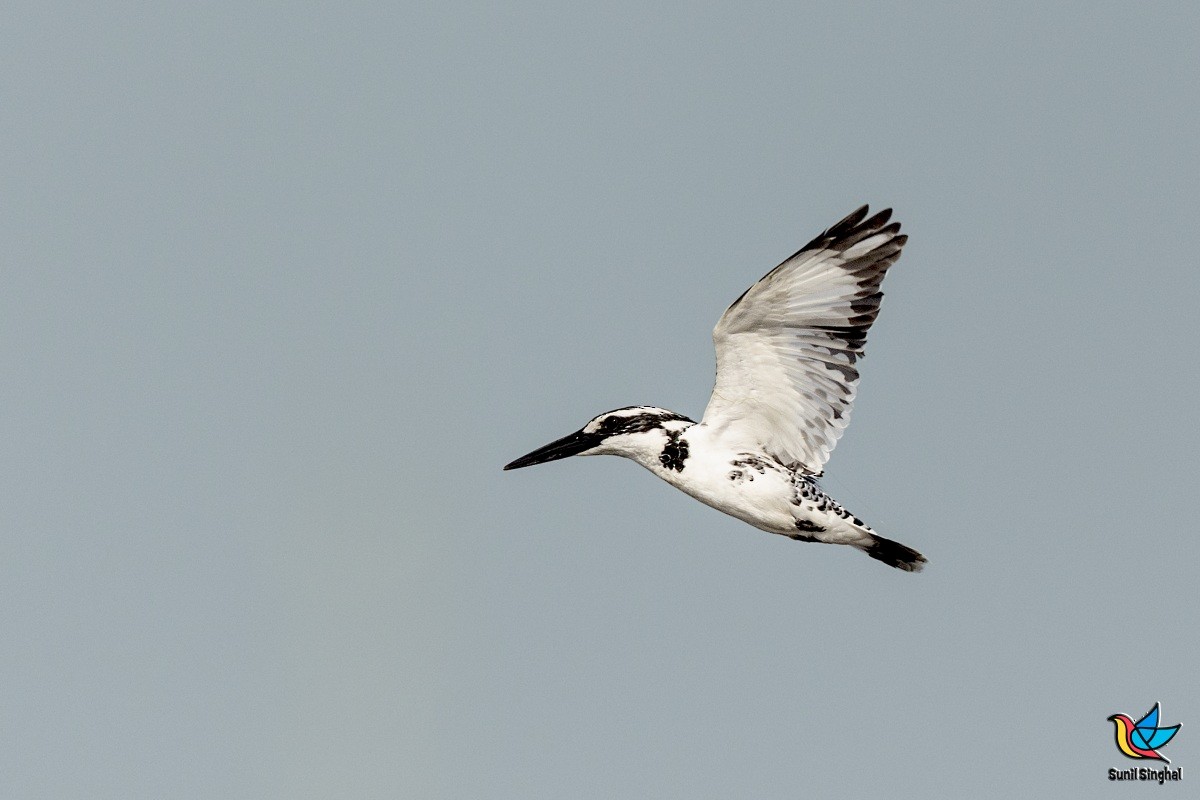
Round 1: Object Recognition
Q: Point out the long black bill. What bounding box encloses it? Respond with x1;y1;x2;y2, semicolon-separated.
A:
503;429;603;470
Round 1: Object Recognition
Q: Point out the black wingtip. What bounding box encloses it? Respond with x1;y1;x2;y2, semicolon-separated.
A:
830;204;871;236
862;207;893;229
795;204;901;254
729;203;905;315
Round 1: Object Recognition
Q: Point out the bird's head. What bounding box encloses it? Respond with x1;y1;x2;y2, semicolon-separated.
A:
504;406;694;471
1108;714;1139;754
1108;714;1134;733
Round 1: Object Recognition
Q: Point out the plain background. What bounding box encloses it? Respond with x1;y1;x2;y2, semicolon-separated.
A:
3;2;1197;798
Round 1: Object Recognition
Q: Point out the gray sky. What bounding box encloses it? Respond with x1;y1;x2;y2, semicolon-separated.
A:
3;2;1197;798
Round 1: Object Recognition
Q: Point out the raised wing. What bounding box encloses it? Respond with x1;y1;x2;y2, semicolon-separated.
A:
1133;704;1179;751
701;205;906;473
1136;725;1180;751
1136;704;1161;731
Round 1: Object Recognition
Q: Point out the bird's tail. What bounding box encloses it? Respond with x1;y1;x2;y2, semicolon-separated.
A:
860;533;927;572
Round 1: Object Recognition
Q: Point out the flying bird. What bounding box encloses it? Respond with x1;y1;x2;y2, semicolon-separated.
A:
1108;704;1181;763
504;206;926;571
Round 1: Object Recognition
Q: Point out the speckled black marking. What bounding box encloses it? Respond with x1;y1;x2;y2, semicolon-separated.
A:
795;519;825;533
728;470;743;482
659;430;689;472
731;455;785;476
790;475;869;530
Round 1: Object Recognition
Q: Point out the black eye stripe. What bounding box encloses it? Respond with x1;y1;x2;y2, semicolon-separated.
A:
614;417;660;434
597;410;696;435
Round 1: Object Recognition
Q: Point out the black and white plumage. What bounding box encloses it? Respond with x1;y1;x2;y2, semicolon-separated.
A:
505;206;925;572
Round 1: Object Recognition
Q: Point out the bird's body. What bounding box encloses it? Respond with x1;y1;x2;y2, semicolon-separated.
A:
505;206;926;571
1108;704;1181;763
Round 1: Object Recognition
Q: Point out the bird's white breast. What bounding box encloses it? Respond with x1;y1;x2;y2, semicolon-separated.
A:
647;425;798;535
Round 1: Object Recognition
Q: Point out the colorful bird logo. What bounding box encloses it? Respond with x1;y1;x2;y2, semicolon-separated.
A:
1108;703;1181;763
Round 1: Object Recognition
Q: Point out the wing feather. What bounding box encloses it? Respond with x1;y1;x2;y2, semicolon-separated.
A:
701;205;906;472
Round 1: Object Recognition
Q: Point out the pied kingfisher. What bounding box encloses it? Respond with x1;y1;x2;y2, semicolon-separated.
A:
504;206;926;571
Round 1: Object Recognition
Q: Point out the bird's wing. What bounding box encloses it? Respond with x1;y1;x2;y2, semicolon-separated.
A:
701;205;906;473
1143;725;1180;751
1136;704;1161;731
